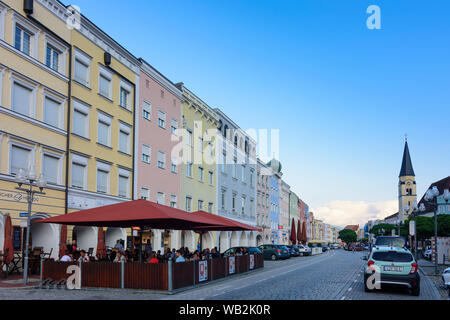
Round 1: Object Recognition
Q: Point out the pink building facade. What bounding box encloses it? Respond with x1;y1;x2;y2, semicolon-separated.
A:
135;59;182;252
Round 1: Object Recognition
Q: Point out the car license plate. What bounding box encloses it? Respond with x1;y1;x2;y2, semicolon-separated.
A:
383;266;402;272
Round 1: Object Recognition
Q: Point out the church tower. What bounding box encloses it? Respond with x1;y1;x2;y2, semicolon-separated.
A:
398;139;417;222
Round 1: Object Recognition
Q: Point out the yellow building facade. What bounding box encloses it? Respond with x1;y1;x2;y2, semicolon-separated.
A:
176;84;219;250
0;0;71;258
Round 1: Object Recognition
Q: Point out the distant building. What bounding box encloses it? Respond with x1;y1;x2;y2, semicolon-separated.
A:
418;176;450;217
344;225;359;233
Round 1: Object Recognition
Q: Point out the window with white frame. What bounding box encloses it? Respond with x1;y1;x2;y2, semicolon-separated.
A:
14;25;31;55
198;166;203;181
250;199;254;216
140;187;149;200
221;189;226;210
208;171;213;185
198;136;203;153
198;199;203;211
98;66;112;99
119;80;132;110
241;165;245;182
43;95;63;128
241;196;246;215
43;153;60;185
186;162;192;177
157;110;166;129
142;101;151;121
142;144;151;163
10;144;31;175
118;169;130;198
45;45;61;72
171;157;177;173
119;122;131;154
171;119;178;135
156;192;165;205
250;169;254;187
186;196;192;212
232;193;237;212
12;79;34;117
221;151;226;173
208;202;213;213
97;112;111;147
74;49;91;87
71;155;88;189
186;129;193;146
157;151;165;169
96;168;109;194
72;100;90;138
233;157;237;179
170;195;177;208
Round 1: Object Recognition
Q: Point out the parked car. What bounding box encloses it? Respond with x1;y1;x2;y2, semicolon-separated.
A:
322;246;329;252
424;249;432;260
374;236;407;248
297;244;311;256
222;246;261;257
348;243;364;251
258;244;290;260
363;246;420;296
442;267;450;287
286;245;300;257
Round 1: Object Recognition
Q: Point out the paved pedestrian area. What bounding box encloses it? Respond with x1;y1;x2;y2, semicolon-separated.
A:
0;250;443;300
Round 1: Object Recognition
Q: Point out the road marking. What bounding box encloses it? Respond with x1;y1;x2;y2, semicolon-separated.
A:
341;296;346;300
348;287;352;291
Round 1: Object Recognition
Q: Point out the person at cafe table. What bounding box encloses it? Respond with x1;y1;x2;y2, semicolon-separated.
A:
60;250;73;262
77;250;90;263
67;239;78;254
113;251;126;263
147;253;159;264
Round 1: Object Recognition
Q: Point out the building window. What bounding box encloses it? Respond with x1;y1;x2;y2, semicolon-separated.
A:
232;193;237;213
241;197;246;215
241;165;245;182
142;145;151;163
221;189;226;210
198;167;203;181
118;174;129;198
12;80;33;117
98;67;112;99
208;203;213;213
74;49;91;87
72;100;90;138
43;154;60;185
171;158;177;173
208;171;213;185
158;110;166;129
170;195;177;208
96;169;109;194
157;192;165;205
43;96;62;128
71;162;86;189
10;145;31;175
119;128;131;154
171;119;178;135
14;25;31;55
46;45;60;71
186;197;192;212
157;151;166;169
142;101;151;121
250;199;254;216
198;136;203;153
222;151;226;173
140;187;149;200
198;200;203;211
97;116;111;147
186;162;192;177
120;87;130;109
186;129;193;146
250;169;254;187
233;158;237;179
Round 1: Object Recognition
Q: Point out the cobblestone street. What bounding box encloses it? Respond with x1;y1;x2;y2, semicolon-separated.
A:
0;250;443;300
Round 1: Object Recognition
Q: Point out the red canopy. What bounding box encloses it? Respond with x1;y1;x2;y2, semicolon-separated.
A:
290;218;296;245
3;215;14;265
96;227;106;258
37;200;258;231
58;225;67;259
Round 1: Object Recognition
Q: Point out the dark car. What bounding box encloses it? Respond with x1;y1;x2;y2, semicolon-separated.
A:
223;246;261;257
322;246;329;252
286;245;300;257
258;244;290;260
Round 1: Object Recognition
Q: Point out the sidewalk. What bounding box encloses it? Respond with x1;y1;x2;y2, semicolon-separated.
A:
0;274;40;288
417;258;449;300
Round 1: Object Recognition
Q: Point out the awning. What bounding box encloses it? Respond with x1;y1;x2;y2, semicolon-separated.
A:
37;200;259;231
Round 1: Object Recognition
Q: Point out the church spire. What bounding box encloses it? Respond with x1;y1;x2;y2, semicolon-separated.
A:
399;139;415;177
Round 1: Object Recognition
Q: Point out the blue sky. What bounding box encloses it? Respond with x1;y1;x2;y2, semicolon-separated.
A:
62;0;450;226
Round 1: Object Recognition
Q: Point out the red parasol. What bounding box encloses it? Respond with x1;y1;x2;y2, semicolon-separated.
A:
302;221;307;244
96;227;106;259
297;220;302;244
58;225;67;259
290;218;296;245
3;215;14;265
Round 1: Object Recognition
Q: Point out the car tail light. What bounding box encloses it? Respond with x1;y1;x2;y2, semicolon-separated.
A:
368;260;375;267
410;262;418;274
276;249;282;253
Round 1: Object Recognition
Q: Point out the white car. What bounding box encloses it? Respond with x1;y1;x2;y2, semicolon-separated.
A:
442;267;450;287
298;245;311;256
424;249;432;260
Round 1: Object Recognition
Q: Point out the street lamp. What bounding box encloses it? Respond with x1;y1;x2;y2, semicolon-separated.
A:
15;166;46;285
421;186;442;275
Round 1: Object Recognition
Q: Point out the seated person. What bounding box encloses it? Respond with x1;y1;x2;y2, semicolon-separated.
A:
60;250;72;262
113;251;126;263
77;250;90;263
147;253;159;264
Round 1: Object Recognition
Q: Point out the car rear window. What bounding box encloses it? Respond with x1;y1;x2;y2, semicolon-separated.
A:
372;251;413;262
375;237;406;247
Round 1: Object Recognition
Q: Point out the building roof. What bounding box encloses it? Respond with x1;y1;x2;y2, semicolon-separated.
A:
384;212;399;221
344;225;359;232
399;140;415;177
418;176;450;213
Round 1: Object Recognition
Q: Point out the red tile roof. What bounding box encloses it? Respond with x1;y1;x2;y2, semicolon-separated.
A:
344;225;359;232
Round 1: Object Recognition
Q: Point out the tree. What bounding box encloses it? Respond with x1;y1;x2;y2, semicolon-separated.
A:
369;223;396;236
338;229;357;244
